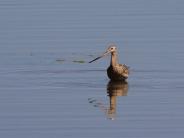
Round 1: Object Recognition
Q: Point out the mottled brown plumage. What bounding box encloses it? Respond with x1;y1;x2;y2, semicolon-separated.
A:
89;45;129;81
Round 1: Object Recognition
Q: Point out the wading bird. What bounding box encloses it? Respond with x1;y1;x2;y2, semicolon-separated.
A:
89;45;129;81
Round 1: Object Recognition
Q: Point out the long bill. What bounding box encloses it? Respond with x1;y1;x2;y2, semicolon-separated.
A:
89;50;110;63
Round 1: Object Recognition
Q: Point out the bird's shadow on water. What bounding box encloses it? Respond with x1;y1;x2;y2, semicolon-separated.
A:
88;80;129;120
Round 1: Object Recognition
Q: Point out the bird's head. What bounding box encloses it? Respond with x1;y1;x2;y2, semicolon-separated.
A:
89;45;117;63
106;45;117;53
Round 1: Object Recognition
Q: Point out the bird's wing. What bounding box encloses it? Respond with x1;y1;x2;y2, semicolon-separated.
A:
118;64;129;74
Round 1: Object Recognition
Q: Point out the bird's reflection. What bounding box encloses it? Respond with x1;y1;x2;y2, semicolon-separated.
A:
107;80;128;120
88;80;128;120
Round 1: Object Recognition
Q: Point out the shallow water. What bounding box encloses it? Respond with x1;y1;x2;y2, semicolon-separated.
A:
1;0;184;138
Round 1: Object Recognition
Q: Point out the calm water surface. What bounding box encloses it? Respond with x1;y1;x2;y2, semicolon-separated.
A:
0;0;184;138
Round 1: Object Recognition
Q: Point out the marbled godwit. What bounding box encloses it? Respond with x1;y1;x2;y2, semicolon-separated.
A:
89;45;129;81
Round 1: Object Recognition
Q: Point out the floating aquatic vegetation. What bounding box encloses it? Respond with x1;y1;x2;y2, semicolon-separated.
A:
72;60;85;63
56;59;65;63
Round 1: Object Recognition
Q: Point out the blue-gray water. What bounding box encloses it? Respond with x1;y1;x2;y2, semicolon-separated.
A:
1;0;184;138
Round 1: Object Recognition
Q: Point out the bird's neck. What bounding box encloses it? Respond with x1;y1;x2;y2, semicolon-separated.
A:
110;52;118;66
